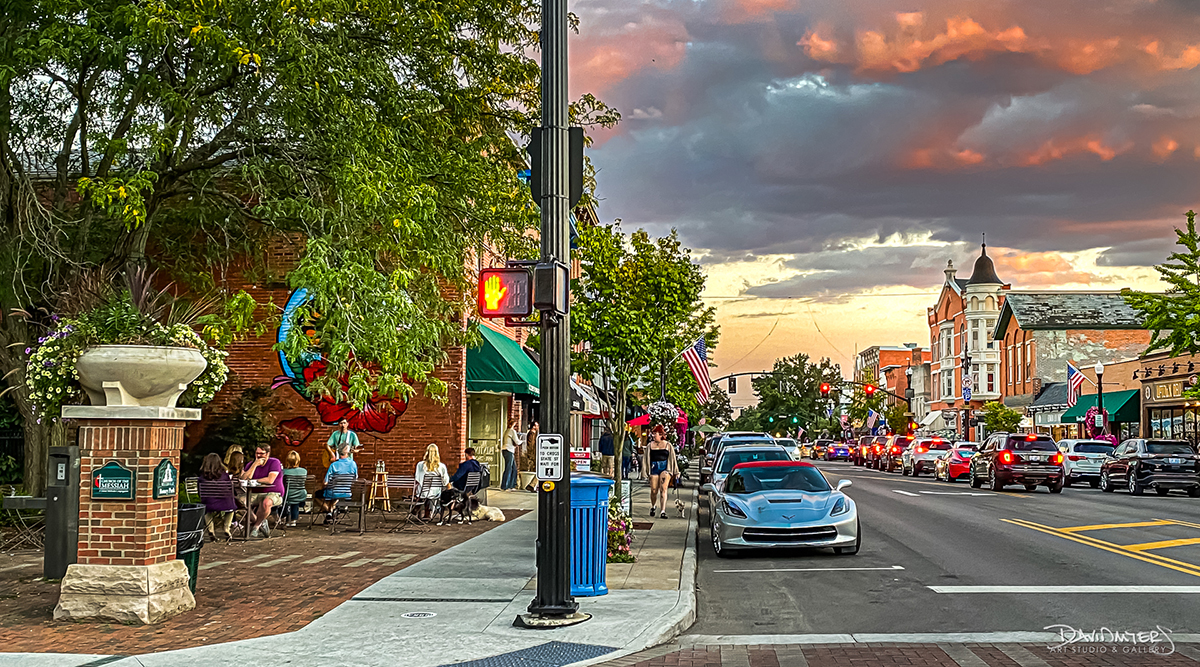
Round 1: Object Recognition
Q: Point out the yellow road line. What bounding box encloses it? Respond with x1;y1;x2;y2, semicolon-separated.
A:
1159;518;1200;531
1125;538;1200;552
1002;518;1200;579
1060;520;1174;533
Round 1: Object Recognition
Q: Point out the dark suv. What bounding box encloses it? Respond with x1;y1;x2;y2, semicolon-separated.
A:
876;434;914;472
1099;439;1200;496
970;432;1064;492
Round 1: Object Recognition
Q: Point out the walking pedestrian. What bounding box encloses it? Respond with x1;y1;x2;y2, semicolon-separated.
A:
502;423;520;489
598;427;615;477
622;430;634;478
641;425;679;519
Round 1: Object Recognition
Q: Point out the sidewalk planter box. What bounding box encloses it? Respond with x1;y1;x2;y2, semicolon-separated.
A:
570;473;614;597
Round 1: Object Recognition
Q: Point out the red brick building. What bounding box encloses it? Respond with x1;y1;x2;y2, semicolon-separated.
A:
854;345;930;407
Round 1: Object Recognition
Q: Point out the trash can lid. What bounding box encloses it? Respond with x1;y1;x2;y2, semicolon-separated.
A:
569;473;615;488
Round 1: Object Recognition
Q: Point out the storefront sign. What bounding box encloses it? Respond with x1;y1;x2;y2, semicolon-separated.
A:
1147;381;1184;403
153;459;177;499
92;462;135;501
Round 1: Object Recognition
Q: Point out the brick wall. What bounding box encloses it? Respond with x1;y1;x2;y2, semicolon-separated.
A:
76;420;185;567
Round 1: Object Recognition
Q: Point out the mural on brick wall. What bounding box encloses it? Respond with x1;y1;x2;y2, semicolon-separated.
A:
271;288;409;433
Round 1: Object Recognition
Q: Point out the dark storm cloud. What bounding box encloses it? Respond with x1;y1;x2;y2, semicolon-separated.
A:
574;0;1200;292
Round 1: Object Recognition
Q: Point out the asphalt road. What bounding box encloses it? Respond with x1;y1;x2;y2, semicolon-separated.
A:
692;460;1200;636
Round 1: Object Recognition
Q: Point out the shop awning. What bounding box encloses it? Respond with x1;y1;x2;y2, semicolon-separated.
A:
918;412;940;427
570;380;603;416
1060;389;1139;424
466;325;540;396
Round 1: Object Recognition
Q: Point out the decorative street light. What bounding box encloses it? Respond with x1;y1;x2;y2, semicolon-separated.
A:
1094;362;1106;435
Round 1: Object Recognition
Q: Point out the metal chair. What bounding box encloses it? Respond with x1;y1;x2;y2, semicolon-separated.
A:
328;477;369;535
456;472;483;525
390;473;443;534
316;473;360;534
183;476;201;503
196;477;241;542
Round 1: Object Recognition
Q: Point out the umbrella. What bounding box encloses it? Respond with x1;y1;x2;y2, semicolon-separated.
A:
692;423;720;433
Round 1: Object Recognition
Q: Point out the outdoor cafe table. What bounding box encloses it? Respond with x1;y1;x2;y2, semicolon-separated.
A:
238;480;267;541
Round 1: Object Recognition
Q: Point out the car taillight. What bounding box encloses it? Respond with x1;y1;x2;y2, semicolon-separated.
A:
1051;452;1064;465
891;446;900;454
916;446;928;454
998;450;1014;464
1068;455;1085;461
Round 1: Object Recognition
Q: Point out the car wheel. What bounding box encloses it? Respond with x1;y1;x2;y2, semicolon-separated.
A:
1089;479;1100;489
1100;472;1114;492
711;524;729;559
990;467;1005;492
1157;487;1171;496
970;469;983;488
902;463;911;477
1049;479;1064;494
1024;484;1037;492
1128;473;1144;496
1189;486;1200;498
834;521;861;556
1063;478;1072;488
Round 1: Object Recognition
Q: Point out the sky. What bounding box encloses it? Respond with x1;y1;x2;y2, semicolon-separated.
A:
570;0;1199;377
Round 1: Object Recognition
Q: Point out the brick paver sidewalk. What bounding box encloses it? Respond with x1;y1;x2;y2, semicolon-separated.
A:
0;510;525;655
596;642;1200;667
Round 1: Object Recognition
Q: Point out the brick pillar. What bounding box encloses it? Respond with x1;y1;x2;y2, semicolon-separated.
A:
54;407;199;624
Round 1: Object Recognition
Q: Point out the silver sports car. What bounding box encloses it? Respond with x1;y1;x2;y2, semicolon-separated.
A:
709;460;859;557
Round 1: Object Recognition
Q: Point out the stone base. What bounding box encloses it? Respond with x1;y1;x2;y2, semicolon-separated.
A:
54;560;195;624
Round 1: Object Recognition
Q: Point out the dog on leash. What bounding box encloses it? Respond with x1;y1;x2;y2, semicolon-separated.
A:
674;498;686;518
436;488;478;525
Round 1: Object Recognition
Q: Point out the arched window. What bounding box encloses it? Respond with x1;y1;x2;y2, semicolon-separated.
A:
970;297;979;311
985;296;995;311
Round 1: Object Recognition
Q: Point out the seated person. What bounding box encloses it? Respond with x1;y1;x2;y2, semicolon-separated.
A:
315;444;358;525
239;444;285;538
449;447;484;491
198;453;236;541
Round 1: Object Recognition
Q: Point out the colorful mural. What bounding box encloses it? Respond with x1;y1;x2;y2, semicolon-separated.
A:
271;288;409;433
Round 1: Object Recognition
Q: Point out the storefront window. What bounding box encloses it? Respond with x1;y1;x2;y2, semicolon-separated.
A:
1148;407;1200;444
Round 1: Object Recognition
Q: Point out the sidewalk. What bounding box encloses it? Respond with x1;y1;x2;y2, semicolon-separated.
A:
1;478;699;667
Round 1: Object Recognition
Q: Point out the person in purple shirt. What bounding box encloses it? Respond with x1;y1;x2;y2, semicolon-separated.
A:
240;443;284;538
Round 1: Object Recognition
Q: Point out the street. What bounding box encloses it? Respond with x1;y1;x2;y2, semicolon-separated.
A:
692;460;1200;636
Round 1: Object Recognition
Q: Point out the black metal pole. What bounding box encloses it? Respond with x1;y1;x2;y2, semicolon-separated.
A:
1096;370;1105;435
524;0;579;622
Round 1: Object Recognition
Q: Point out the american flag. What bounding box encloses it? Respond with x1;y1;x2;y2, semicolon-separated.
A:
681;337;712;404
1066;362;1085;408
866;409;878;429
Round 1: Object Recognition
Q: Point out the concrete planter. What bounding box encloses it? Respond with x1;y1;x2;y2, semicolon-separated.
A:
519;471;537;491
76;345;208;408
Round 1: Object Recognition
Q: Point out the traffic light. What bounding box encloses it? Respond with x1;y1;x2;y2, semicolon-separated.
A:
478;268;532;318
864;384;877;396
791;416;799;424
819;382;831;396
768;415;775;423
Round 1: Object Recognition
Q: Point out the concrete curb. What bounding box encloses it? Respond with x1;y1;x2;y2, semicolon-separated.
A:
568;481;699;667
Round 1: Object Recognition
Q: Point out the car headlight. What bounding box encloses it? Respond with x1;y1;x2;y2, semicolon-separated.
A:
830;496;850;516
722;499;747;518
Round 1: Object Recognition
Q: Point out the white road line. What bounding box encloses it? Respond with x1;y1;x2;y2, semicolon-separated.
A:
255;554;302;567
714;565;904;573
919;491;991;497
892;490;920;496
235;554;271;563
0;563;36;572
929;585;1200;593
198;561;230;571
300;550;362;565
998;645;1052;667
938;644;989;667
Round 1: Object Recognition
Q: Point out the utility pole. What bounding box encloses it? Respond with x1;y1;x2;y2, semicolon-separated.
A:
516;0;587;628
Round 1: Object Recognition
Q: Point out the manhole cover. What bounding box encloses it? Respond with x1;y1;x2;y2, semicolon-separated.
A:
401;611;437;619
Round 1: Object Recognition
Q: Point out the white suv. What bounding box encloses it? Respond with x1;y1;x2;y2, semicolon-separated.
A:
1057;439;1116;488
901;437;953;476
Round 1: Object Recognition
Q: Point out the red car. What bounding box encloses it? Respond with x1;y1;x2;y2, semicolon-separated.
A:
935;443;978;482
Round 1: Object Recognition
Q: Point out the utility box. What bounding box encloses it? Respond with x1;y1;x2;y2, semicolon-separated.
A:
45;445;80;580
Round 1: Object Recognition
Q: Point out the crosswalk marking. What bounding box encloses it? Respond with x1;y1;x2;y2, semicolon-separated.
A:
300;551;361;565
236;554;272;563
255;554;302;567
892;490;919;496
198;561;230;571
0;563;36;572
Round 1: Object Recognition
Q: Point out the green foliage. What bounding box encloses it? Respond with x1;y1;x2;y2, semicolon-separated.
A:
981;401;1022;433
750;354;842;436
607;498;635;563
885;403;909;434
0;454;20;485
701;386;734;430
848;371;886;424
572;222;717;499
1124;210;1200;356
184;385;284;476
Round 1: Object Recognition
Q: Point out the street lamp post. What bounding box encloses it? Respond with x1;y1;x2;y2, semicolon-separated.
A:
1095;362;1106;436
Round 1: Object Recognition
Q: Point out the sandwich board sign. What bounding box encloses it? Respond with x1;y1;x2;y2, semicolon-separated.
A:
153;459;178;499
536;434;564;481
92;461;135;501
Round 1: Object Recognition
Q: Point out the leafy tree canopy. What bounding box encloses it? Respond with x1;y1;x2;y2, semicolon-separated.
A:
980;401;1022;433
1124;210;1200;357
725;354;841;436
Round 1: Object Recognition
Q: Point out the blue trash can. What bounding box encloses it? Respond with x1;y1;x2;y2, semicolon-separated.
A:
570;473;614;597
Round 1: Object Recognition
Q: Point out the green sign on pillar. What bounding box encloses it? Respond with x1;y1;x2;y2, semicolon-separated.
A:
154;459;178;499
92;462;135;501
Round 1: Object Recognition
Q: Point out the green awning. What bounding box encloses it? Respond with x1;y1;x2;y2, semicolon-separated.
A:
466;325;540;396
1060;389;1139;424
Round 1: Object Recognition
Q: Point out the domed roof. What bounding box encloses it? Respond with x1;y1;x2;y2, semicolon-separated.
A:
967;244;1002;285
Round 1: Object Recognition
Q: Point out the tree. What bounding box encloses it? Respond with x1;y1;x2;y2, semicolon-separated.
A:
848;371;886;430
1124;210;1200;357
1;0;615;493
701;386;733;430
723;355;840;436
884;403;909;434
980;401;1022;433
572;223;717;500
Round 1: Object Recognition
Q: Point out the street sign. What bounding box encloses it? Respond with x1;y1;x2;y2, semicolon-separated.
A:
153;459;177;499
963;387;972;401
92;461;134;501
962;376;973;389
536;434;564;481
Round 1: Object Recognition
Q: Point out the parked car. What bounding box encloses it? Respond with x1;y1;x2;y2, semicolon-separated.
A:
702;432;776;483
1057;439;1116;488
773;437;801;461
825;441;853;461
864;435;900;469
879;434;915;472
901;437;953;476
811;439;834;460
1099;439;1200;496
853;436;873;466
704;445;792;496
708;460;859;557
934;443;979;482
969;432;1064;492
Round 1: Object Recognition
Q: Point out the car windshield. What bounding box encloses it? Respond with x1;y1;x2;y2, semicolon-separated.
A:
722;437;773;448
1147;441;1195;455
1073;443;1114;454
724;465;831;494
717;449;789;473
1007;437;1057;451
